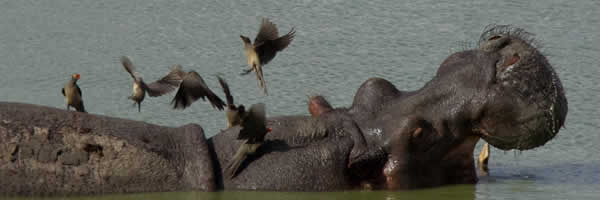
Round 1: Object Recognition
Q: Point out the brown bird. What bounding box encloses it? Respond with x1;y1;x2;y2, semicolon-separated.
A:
61;73;86;112
225;103;272;179
217;76;246;128
170;67;226;110
120;56;182;112
240;18;296;95
478;143;490;176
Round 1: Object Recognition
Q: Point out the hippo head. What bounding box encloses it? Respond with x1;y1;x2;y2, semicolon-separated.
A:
475;25;568;150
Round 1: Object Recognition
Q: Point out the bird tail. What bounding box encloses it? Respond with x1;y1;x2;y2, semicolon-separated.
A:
255;66;268;95
226;144;249;179
75;101;86;113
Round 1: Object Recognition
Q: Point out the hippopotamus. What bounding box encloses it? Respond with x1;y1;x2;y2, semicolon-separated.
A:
213;25;567;190
0;25;567;195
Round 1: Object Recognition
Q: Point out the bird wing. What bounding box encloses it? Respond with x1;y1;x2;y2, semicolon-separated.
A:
145;65;184;97
254;18;280;45
120;56;138;80
61;88;65;96
218;76;235;106
255;27;295;65
171;71;225;110
238;103;267;143
75;84;82;97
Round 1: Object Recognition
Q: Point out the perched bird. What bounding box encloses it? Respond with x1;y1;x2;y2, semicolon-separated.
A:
217;76;246;128
240;18;296;95
120;56;182;112
170;67;226;110
225;103;272;179
478;143;490;176
61;73;86;112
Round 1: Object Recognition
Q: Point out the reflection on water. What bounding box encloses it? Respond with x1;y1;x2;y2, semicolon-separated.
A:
4;185;476;200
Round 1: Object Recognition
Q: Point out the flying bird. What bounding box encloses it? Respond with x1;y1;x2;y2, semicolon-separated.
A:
170;67;226;110
218;76;246;128
225;103;272;179
120;56;182;112
240;18;296;95
61;73;86;112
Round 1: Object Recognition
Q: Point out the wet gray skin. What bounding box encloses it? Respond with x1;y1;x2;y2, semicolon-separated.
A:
211;25;567;190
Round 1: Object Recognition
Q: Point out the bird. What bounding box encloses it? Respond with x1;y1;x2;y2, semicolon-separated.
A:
217;76;246;128
225;103;272;179
240;18;296;95
61;73;86;112
170;67;226;110
120;56;182;112
478;143;490;176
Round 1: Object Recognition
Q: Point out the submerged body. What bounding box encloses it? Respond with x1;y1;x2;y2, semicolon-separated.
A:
214;25;567;190
0;25;568;195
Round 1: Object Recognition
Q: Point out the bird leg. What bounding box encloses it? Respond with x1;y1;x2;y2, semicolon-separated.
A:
240;64;255;75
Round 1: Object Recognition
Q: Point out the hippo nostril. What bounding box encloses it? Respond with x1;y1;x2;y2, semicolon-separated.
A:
488;35;502;41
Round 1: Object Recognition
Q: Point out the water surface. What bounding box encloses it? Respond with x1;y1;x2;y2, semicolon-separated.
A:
1;0;598;199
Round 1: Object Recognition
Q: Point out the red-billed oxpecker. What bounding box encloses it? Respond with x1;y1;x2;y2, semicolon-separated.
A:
240;18;295;95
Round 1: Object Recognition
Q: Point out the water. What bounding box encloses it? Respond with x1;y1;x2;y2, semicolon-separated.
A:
1;0;598;199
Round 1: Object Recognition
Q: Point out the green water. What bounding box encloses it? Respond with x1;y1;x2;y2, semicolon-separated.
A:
2;185;477;200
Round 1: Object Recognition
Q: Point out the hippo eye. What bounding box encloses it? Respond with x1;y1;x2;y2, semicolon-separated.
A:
488;35;502;41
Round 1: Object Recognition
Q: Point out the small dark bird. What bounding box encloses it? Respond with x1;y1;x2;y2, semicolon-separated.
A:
61;73;86;112
120;56;182;112
170;67;226;110
217;76;246;128
225;103;272;179
240;18;296;95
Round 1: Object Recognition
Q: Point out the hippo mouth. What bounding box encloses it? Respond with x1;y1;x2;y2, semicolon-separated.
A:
476;25;568;150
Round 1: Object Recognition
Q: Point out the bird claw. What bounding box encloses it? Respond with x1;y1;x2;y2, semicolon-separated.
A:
240;69;253;75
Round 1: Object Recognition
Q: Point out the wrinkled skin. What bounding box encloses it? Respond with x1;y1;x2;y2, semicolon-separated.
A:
212;25;567;190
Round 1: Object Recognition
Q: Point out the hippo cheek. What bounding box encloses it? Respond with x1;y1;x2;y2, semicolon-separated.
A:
380;121;437;190
383;158;410;189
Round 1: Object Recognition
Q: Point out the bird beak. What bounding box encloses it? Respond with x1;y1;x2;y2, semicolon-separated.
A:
240;35;250;43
